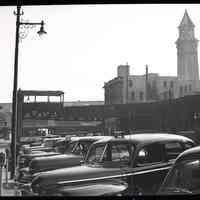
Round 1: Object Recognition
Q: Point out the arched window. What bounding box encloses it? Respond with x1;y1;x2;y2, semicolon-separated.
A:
184;85;187;93
129;80;133;87
163;81;167;88
180;86;183;95
139;91;144;101
189;84;192;91
131;91;135;101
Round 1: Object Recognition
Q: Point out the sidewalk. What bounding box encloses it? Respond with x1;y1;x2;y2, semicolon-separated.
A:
2;169;18;196
0;139;20;196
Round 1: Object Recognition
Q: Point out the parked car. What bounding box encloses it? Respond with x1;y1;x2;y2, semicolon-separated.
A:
18;136;75;169
17;135;112;185
19;179;128;196
54;135;76;154
158;145;200;195
23;133;195;196
57;179;128;196
20;137;64;154
19;134;61;147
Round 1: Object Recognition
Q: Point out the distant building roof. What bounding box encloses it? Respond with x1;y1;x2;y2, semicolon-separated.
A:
64;101;104;107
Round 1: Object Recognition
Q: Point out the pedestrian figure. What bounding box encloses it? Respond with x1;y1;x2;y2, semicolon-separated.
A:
4;148;10;188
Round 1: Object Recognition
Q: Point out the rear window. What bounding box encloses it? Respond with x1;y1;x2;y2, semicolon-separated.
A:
184;142;195;150
164;142;183;160
136;143;164;166
111;143;132;165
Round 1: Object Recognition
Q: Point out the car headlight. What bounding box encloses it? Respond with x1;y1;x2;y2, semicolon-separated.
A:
115;193;122;196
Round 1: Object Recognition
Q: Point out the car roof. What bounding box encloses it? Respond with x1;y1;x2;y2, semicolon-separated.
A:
70;135;113;142
93;133;193;146
175;145;200;163
43;137;63;141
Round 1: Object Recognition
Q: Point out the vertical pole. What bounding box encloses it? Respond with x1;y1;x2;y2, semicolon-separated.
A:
126;76;128;104
5;155;8;186
11;5;21;179
0;166;2;196
126;63;129;104
145;65;149;102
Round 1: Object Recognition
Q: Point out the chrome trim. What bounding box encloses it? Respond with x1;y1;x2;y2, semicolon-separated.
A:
17;183;31;189
58;166;171;185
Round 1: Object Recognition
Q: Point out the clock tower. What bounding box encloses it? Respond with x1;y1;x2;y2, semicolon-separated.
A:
176;10;199;81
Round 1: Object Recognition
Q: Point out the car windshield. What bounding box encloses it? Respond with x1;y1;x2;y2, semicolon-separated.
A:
64;140;93;156
160;159;200;194
86;142;134;167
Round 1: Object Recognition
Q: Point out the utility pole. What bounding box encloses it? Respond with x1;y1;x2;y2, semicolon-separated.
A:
11;5;21;179
11;5;47;179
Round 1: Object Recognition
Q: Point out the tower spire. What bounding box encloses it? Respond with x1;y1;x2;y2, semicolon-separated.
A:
176;10;199;81
179;9;194;28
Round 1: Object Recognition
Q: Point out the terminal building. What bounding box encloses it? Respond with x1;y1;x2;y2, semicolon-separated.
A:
104;10;200;104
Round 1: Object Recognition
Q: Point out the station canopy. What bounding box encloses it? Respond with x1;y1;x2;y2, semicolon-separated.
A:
19;90;64;97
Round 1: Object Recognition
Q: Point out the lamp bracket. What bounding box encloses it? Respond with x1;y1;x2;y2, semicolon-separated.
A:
13;10;24;16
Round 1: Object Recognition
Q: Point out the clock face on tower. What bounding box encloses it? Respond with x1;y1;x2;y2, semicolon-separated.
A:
180;28;193;39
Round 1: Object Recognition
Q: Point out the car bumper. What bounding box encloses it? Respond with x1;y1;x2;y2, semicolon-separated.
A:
17;175;33;184
16;168;33;184
17;183;38;196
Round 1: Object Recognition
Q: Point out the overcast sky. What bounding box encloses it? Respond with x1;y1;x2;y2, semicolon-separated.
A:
1;4;200;103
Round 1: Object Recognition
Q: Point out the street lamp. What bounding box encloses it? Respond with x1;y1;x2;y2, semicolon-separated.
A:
10;5;47;179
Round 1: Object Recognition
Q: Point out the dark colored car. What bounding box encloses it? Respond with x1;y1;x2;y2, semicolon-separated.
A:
19;179;128;196
20;137;64;154
24;133;195;196
158;145;200;195
17;136;112;185
18;137;72;169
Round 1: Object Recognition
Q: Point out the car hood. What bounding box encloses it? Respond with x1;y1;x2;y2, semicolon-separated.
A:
30;154;82;173
30;146;53;151
58;179;128;196
21;151;60;159
32;164;123;192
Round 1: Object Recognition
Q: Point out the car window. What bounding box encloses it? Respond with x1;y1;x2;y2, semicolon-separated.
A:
64;141;78;154
184;142;195;150
136;144;164;166
87;144;107;163
110;143;133;166
73;141;92;156
164;142;183;160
